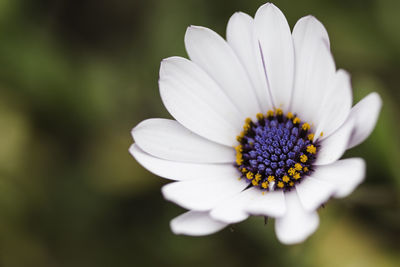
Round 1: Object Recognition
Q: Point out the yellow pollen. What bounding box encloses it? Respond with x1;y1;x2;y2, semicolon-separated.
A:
320;131;324;137
302;123;310;131
300;154;308;163
255;173;262;182
294;163;302;171
235;145;242;152
307;145;317;154
282;175;290;183
262;191;265;195
293;117;301;124
236;158;243;165
293;172;301;180
288;168;296;176
287;112;294;119
241;167;247;173
243;124;251;132
245;117;252;124
237;177;242;181
246;172;254;180
256;113;264;120
289;181;294;186
276;108;283;116
252;179;259;186
307;133;315;141
303;167;309;173
267;176;275;182
236;131;245;142
267;110;274;117
261;182;269;189
277;181;284;188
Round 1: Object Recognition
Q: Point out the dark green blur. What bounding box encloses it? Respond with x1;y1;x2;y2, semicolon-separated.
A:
0;0;398;266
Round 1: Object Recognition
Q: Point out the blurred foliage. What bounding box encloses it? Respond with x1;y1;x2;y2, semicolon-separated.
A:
0;0;399;266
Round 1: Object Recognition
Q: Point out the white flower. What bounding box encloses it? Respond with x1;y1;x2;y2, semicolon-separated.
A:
129;3;382;244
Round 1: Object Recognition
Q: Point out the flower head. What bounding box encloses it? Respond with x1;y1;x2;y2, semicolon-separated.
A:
130;3;382;244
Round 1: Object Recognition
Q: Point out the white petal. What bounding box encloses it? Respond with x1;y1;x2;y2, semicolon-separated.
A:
170;211;228;236
314;69;353;140
346;92;382;149
132;118;234;163
226;12;273;112
159;56;242;146
162;176;246;211
291;16;336;126
295;177;336;211
275;191;319;245
185;25;261;118
129;144;238;181
292;15;330;49
244;190;286;218
210;187;260;224
314;116;354;165
254;3;294;111
312;158;366;198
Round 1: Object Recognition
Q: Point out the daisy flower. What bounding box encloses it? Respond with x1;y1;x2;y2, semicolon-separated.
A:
129;3;382;244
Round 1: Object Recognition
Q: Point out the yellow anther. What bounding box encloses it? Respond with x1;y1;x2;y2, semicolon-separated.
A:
302;123;310;131
267;110;274;117
303;167;309;173
306;145;317;154
261;182;269;189
294;163;302;171
287;112;294;119
277;181;284;188
276;108;283;116
245;117;252;124
293;172;301;180
282;175;290;183
236;131;245;142
288;168;296;176
307;133;315;141
289;181;294;187
236;158;243;165
246;172;254;180
255;173;262;182
293;117;301;124
300;154;308;163
241;168;247;173
256;113;264;120
267;176;275;182
252;179;259;186
235;145;242;152
243;124;251;132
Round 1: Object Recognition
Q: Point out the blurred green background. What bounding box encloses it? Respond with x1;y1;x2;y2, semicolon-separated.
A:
0;0;399;266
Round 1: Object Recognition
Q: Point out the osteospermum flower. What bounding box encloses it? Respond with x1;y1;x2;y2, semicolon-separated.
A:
129;3;382;244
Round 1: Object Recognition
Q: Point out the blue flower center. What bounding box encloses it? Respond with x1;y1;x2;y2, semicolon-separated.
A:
235;109;318;191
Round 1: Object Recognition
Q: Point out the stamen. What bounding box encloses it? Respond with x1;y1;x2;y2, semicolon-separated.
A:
306;145;317;154
294;163;302;171
300;154;308;163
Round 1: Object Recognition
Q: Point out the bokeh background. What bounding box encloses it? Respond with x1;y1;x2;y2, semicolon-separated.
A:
0;0;399;266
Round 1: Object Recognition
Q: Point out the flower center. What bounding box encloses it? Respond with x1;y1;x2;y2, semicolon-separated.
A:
235;109;318;191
